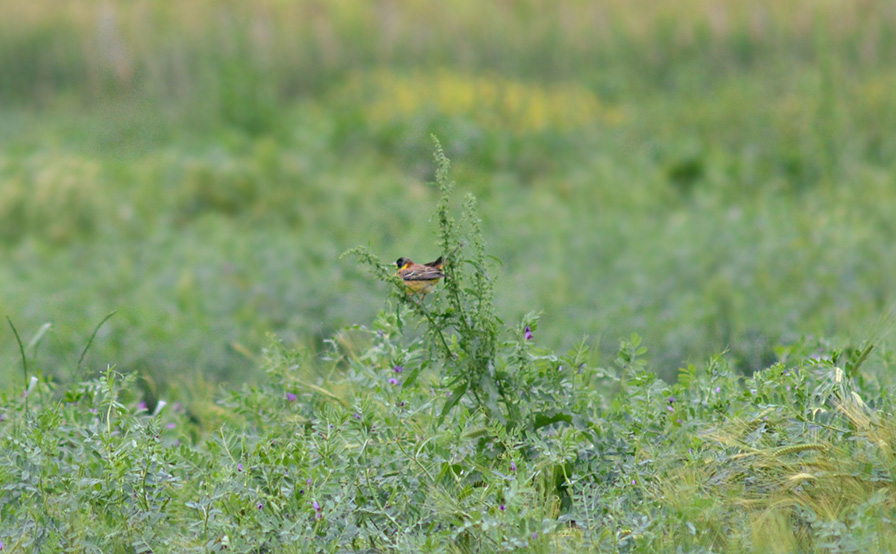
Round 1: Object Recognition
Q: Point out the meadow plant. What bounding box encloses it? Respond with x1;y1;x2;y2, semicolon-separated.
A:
347;139;600;440
8;314;896;552
6;145;896;552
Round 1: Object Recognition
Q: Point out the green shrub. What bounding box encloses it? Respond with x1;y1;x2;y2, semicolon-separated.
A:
5;319;896;552
346;139;597;439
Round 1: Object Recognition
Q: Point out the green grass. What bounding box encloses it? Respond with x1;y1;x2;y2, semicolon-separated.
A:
4;295;896;551
4;165;896;551
3;1;896;551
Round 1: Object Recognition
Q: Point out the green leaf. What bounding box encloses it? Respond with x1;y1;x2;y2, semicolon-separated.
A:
533;411;574;430
438;382;468;424
403;366;421;388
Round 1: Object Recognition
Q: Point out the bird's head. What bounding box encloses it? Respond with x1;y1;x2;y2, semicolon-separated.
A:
395;257;411;269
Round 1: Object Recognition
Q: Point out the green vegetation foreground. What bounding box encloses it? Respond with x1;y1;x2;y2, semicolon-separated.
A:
3;152;896;552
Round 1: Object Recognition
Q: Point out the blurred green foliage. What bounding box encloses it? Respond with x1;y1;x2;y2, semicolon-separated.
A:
1;0;896;389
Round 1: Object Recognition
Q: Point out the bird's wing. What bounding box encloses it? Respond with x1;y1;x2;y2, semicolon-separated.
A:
401;266;445;281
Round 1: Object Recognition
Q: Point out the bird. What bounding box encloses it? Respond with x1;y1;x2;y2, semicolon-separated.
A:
395;256;444;295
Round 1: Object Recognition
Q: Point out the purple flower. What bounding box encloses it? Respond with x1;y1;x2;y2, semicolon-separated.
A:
237;463;243;472
388;378;399;386
632;479;637;485
353;412;362;420
257;502;263;510
714;386;721;394
137;402;147;412
510;461;516;472
393;365;404;373
499;504;506;511
286;392;297;402
667;406;674;412
524;326;534;340
307;478;312;486
166;423;176;429
532;532;538;540
667;397;675;404
313;501;320;511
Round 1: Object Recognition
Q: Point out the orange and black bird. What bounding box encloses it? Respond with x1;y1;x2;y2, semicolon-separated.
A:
395;256;444;295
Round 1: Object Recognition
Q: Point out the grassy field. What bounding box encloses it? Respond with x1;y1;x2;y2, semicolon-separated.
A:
3;0;896;551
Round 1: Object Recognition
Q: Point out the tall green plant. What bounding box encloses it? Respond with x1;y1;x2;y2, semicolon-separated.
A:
346;137;598;436
346;137;502;420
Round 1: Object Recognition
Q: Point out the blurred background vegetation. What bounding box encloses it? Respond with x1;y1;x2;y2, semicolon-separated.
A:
2;0;895;392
